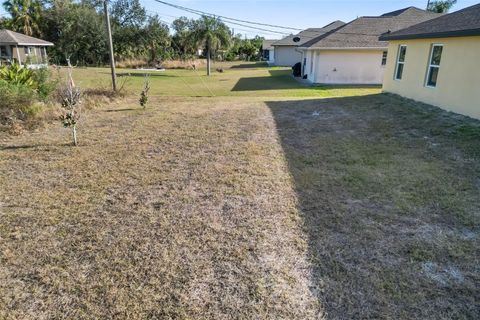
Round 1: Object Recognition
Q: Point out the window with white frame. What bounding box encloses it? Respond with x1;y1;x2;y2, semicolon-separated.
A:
381;51;388;66
425;44;443;88
395;45;407;80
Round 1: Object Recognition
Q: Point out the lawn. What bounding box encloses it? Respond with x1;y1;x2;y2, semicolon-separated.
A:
0;62;478;319
70;61;379;98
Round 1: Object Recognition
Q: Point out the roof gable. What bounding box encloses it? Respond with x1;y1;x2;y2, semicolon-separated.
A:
272;21;345;47
380;4;480;40
302;7;440;49
0;29;54;46
262;40;276;50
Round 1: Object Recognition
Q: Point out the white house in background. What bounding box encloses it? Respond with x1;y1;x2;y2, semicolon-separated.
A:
298;7;440;85
271;21;345;67
262;40;275;64
0;29;53;69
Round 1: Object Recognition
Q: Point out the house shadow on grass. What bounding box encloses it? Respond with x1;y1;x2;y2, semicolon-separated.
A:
229;62;269;69
266;94;480;319
231;70;300;91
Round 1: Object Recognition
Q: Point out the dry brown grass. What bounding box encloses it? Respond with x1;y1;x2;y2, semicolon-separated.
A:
115;58;207;70
0;74;478;318
0;97;321;319
267;94;480;319
160;59;206;70
115;58;149;69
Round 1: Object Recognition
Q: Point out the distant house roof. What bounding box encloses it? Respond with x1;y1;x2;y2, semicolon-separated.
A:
272;21;346;47
0;29;54;46
301;7;440;49
379;4;480;41
262;40;276;51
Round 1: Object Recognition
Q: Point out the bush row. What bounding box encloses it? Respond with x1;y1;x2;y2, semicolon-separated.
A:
0;65;57;125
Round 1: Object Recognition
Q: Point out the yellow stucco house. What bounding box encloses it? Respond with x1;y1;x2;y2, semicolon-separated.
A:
380;4;480;120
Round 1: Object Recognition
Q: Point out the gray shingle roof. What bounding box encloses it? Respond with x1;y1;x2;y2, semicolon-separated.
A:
380;4;480;40
262;40;276;50
0;29;54;46
272;21;346;47
301;7;440;49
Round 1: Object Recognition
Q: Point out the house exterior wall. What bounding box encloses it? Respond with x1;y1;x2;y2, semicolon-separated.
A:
268;49;275;63
274;46;302;67
263;49;275;64
303;50;318;81
383;36;480;119
310;49;385;84
4;45;48;67
11;46;22;63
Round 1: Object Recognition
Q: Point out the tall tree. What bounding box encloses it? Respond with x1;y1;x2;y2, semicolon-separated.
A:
42;0;107;65
110;0;146;27
2;0;43;36
427;0;457;13
0;16;10;29
171;17;197;57
191;16;230;76
142;15;170;63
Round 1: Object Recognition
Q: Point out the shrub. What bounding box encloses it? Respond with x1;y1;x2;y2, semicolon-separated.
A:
0;80;37;111
0;63;35;87
0;80;38;125
139;74;150;108
32;68;58;100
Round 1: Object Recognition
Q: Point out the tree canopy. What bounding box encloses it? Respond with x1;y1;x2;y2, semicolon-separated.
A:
1;0;265;66
427;0;457;13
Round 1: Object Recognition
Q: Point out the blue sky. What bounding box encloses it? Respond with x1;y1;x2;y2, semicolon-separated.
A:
141;0;478;38
1;0;478;39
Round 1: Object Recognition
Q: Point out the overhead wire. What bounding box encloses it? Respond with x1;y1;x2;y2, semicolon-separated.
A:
146;10;287;37
151;0;302;31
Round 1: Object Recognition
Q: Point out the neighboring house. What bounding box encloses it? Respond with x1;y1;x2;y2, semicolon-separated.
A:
272;21;345;67
262;40;275;64
298;7;440;84
0;29;53;69
380;4;480;120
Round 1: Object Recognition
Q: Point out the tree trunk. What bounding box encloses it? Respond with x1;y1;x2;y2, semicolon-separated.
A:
207;45;211;76
72;125;77;146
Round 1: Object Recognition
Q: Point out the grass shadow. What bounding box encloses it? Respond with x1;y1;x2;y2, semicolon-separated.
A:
266;94;480;319
231;69;299;91
229;62;268;69
104;108;138;113
0;142;71;150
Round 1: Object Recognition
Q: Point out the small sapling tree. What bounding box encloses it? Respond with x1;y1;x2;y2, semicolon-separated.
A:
139;74;150;108
59;59;81;146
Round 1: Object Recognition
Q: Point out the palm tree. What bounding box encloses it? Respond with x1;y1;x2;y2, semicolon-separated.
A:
192;16;230;76
2;0;43;36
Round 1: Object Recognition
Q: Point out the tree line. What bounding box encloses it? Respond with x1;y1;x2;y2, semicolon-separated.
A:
0;0;266;66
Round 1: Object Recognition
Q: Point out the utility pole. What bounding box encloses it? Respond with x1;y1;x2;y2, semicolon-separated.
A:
103;0;117;92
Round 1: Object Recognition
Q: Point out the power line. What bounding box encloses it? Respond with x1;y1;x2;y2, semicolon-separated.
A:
147;13;289;37
146;9;289;37
151;0;299;33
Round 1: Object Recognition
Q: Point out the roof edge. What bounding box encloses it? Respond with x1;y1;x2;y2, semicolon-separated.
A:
380;28;480;41
298;46;388;50
17;42;55;46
